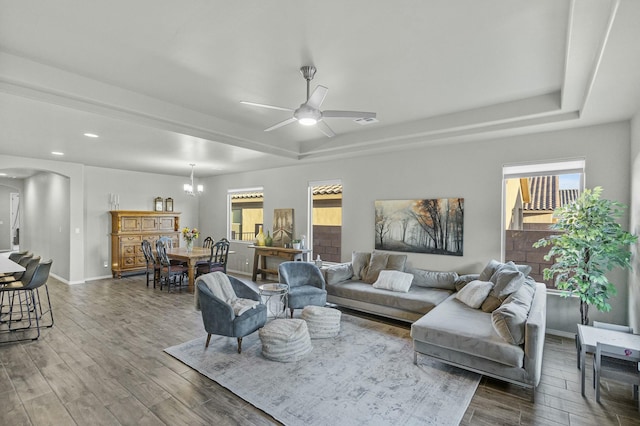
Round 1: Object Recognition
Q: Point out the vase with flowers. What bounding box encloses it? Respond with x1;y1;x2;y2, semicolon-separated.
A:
182;227;199;253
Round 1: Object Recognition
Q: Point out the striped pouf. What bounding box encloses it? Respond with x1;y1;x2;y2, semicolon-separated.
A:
259;319;312;362
301;306;341;339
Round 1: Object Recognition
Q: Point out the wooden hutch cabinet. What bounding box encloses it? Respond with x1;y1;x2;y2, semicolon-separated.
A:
110;210;181;278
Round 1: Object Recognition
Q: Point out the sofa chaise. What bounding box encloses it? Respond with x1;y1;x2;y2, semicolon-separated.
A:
324;253;547;397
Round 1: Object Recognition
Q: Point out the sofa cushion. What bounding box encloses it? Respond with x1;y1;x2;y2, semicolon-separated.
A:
327;280;451;315
362;251;390;283
325;263;354;285
491;279;536;345
454;274;480;291
409;268;459;290
481;262;525;313
456;280;493;309
411;296;525;368
372;270;413;293
352;252;371;280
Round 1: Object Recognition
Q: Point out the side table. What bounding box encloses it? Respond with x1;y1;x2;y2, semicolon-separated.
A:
259;283;289;319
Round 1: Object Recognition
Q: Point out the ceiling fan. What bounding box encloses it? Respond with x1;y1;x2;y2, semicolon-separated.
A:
241;66;376;137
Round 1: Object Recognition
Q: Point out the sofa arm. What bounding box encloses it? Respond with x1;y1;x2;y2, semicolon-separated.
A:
523;283;547;387
325;262;354;285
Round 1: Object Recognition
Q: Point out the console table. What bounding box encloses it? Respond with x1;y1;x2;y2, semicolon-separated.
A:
250;245;311;281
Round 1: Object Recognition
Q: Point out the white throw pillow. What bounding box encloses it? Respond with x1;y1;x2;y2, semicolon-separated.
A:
372;270;414;293
455;280;494;309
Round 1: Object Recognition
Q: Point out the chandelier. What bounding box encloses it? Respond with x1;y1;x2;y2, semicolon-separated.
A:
184;163;203;196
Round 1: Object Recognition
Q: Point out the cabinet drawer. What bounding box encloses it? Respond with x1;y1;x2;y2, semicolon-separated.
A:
122;256;137;267
123;245;138;256
121;235;142;243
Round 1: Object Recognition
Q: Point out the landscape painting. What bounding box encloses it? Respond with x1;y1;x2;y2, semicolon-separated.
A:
375;198;464;256
273;208;294;247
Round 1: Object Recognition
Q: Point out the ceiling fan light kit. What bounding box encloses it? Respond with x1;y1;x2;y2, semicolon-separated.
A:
241;65;376;137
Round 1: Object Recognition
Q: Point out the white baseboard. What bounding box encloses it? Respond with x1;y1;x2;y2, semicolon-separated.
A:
546;328;576;339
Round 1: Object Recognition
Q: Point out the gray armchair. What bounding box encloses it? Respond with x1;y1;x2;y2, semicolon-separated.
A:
278;261;327;318
197;274;267;353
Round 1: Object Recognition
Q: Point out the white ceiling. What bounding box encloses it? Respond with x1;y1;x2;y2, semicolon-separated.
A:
1;0;639;178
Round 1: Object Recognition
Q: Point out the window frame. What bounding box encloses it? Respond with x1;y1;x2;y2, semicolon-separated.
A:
227;186;264;243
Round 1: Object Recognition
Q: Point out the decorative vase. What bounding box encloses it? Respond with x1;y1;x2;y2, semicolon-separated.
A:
186;239;194;253
256;225;266;246
265;230;273;247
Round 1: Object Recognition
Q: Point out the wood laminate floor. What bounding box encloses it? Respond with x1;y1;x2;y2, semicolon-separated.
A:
1;275;639;425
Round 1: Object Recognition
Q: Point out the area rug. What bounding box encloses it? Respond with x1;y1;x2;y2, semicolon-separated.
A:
165;313;480;425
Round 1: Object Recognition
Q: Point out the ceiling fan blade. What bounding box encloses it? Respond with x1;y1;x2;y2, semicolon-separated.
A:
316;120;336;138
240;101;294;112
322;110;377;119
264;117;297;132
306;85;329;109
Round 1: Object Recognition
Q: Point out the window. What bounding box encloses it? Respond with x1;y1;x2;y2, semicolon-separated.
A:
308;180;342;262
228;187;263;242
502;160;584;288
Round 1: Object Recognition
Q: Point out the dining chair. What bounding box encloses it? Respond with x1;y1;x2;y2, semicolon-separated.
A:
157;236;186;266
196;238;230;277
0;260;54;341
0;256;40;320
594;342;640;411
196;236;215;270
141;240;161;288
156;240;188;292
0;253;33;283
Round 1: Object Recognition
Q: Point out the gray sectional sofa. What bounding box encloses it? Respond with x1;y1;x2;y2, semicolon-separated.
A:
324;253;547;397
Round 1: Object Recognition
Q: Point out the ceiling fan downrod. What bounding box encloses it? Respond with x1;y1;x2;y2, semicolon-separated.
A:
300;66;316;101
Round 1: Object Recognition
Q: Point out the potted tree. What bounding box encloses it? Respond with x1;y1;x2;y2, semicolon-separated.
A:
533;186;637;325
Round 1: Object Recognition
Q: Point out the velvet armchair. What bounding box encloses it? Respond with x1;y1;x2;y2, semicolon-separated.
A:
196;273;267;353
278;261;327;318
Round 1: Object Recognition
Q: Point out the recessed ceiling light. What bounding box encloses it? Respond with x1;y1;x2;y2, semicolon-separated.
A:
0;173;6;176
84;133;99;138
51;151;64;156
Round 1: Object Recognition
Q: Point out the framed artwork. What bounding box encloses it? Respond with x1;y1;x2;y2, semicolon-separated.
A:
375;198;464;256
154;197;163;212
273;208;294;247
165;197;173;212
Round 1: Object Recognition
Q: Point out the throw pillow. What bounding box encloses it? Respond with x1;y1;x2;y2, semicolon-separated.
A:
454;274;480;292
455;280;494;309
351;252;371;280
325;263;354;285
362;251;390;284
408;268;459;290
386;253;408;272
478;259;532;282
491;279;536;345
481;262;525;313
372;270;414;293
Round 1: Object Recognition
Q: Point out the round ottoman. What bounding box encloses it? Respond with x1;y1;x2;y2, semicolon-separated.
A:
301;306;341;338
259;319;312;362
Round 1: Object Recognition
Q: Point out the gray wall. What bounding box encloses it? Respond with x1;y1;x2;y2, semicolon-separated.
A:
200;121;631;335
0;185;14;251
22;172;71;279
83;166;201;280
629;111;640;333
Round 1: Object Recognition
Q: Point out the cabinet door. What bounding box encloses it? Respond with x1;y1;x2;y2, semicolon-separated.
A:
141;217;158;231
121;217;139;232
158;217;175;231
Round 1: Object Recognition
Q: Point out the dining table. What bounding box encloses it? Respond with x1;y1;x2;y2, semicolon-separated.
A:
577;324;640;397
165;247;210;293
0;256;25;274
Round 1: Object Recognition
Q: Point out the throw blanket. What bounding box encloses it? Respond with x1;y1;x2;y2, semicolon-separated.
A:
195;272;259;316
